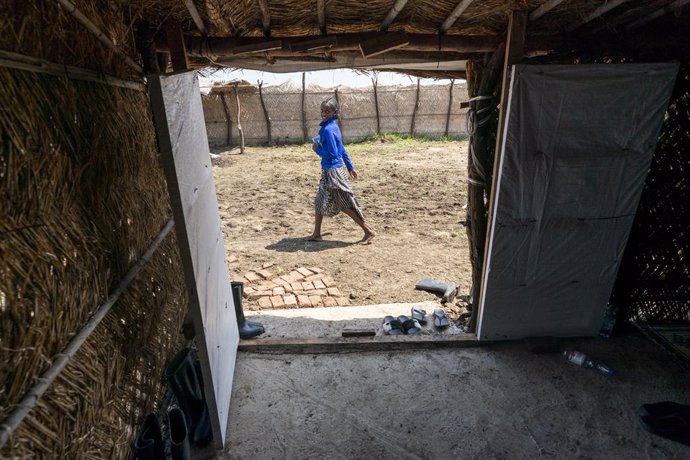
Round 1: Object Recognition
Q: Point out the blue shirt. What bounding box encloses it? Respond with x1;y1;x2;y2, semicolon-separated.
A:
314;117;354;172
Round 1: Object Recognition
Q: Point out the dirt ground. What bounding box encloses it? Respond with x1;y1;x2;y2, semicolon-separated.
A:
212;138;472;319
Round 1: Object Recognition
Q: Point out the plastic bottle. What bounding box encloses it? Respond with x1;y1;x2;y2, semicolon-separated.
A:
562;348;615;377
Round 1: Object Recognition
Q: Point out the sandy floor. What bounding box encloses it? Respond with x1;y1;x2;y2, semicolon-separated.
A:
212;139;472;320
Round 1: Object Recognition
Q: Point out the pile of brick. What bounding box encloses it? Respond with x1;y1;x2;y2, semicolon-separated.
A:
237;264;351;310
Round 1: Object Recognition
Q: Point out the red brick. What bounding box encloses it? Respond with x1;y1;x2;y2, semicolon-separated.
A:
283;295;297;307
313;280;326;290
270;296;285;308
322;276;336;287
297;295;312;307
273;277;290;287
309;295;323;307
311;289;328;296
301;281;315;291
305;274;323;282
288;270;305;281
258;297;272;309
307;266;324;274
259;281;278;291
327;287;341;297
243;286;256;297
262;262;275;269
244;272;261;282
335;297;351;306
257;269;273;279
297;267;313;276
290;282;303;292
248;291;272;300
322;297;337;307
272;286;286;296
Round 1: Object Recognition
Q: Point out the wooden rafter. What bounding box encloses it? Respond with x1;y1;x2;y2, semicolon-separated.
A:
317;0;326;35
380;0;409;31
627;0;690;29
256;0;271;37
440;0;475;34
183;0;207;36
359;32;409;58
529;0;566;22
566;0;631;31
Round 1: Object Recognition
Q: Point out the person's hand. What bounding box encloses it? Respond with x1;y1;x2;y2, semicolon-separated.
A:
349;170;358;180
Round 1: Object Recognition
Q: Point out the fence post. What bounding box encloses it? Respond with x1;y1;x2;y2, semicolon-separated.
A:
334;88;343;133
372;75;380;135
301;72;307;142
410;78;420;135
445;78;455;137
233;83;245;154
220;92;233;147
257;80;272;145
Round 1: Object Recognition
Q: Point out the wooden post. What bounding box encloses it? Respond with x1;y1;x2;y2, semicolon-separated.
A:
410;78;420;135
445;79;455;137
220;92;233;147
301;72;308;142
135;20;160;74
233;83;245;154
372;75;380;134
334;88;343;132
257;80;272;145
165;20;189;71
470;10;526;333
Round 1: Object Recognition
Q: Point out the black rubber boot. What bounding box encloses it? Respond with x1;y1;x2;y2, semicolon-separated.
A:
414;278;459;303
168;407;191;460
231;281;265;339
133;413;165;460
164;348;211;447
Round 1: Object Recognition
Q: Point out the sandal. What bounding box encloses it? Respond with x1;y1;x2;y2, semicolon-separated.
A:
383;316;404;335
433;309;450;328
398;315;422;335
411;306;427;325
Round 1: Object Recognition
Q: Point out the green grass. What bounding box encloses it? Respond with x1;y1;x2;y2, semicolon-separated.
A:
343;132;467;153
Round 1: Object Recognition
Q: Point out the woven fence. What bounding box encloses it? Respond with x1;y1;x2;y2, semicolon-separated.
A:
202;81;469;146
613;63;690;323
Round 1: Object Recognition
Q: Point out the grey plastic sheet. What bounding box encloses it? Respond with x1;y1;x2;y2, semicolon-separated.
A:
478;63;679;341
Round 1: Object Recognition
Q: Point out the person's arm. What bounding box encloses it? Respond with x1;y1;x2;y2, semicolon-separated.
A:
341;147;354;173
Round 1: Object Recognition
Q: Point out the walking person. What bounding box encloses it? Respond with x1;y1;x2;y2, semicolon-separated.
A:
307;99;376;245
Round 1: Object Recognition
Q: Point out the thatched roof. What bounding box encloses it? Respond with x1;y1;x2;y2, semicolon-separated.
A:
3;1;690;81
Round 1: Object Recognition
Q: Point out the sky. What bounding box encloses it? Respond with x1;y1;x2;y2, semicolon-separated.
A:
199;67;455;91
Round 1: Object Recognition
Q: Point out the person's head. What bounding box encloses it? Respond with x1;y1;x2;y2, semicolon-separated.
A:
320;99;338;121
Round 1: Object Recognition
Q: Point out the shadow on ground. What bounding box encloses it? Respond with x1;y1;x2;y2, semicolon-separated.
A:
265;236;353;252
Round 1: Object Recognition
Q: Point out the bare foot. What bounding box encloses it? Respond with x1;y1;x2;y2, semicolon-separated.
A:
359;230;376;245
306;234;323;242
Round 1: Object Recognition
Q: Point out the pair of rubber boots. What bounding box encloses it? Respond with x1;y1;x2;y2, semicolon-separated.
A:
162;348;213;449
414;278;459;303
232;281;265;339
133;408;190;460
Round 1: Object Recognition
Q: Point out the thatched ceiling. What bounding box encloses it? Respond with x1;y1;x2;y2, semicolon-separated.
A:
128;0;689;77
4;1;689;81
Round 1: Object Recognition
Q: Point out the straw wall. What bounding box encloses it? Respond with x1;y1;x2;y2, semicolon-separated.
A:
203;83;469;146
1;1;188;457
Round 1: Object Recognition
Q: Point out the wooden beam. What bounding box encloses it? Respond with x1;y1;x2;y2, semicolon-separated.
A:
445;79;455;136
290;35;338;52
165;20;188;71
232;39;282;55
474;10;526;332
255;0;271;37
233;83;245;154
440;0;476;34
301;72;307;142
372;75;380;134
627;0;690;29
135;20;160;74
237;333;482;354
410;78;420;134
317;0;327;35
186;33;556;58
529;0;566;22
380;0;409;31
257;80;272;145
566;0;631;31
359;32;410;58
183;0;208;36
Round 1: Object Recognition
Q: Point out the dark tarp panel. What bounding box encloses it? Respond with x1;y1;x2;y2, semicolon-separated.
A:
478;63;679;341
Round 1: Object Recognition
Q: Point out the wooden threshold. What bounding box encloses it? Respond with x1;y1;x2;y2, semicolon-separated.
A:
238;333;486;354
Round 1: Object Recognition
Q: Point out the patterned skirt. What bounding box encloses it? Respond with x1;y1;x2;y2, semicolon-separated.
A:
315;167;365;220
